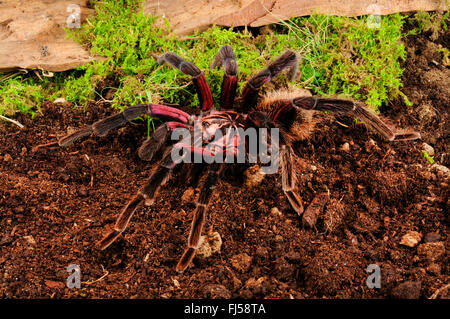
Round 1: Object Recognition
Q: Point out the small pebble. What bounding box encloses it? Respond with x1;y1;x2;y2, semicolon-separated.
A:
203;284;231;299
53;97;67;104
24;235;36;245
270;207;282;216
196;232;222;258
431;164;450;178
231;253;252;273
3;153;12;162
399;231;422;248
422;143;435;156
417;242;445;262
244;165;265;188
340;142;350;152
181;187;194;203
44;280;65;289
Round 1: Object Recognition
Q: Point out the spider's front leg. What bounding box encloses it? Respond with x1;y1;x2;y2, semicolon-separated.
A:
97;147;181;250
211;45;238;110
157;52;213;112
138;121;189;161
241;50;299;112
176;163;223;273
293;97;421;141
58;104;191;147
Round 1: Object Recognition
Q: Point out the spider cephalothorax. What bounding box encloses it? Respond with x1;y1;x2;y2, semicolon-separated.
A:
53;46;420;272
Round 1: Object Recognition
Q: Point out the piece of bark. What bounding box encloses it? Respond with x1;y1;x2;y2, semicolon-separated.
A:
302;192;329;228
0;0;100;72
144;0;447;37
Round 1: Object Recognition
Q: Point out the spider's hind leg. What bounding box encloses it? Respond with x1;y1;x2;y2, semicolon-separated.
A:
97;148;180;250
293;97;421;141
280;145;304;215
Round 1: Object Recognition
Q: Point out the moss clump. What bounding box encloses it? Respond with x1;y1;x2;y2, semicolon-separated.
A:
407;11;450;37
0;77;46;117
284;14;410;109
0;0;417;119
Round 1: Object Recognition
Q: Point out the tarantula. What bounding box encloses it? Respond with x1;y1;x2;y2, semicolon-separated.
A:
52;46;420;272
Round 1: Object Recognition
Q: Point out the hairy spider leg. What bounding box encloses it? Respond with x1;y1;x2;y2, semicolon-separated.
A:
97;147;182;250
138;122;190;161
211;45;238;110
58;104;191;147
240;50;299;112
292;97;421;141
176;163;223;272
158;52;213;112
280;145;304;215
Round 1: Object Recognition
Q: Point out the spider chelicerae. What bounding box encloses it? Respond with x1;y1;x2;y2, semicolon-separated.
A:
53;46;420;272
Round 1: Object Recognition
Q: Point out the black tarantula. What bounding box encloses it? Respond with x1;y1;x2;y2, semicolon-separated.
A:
53;46;420;272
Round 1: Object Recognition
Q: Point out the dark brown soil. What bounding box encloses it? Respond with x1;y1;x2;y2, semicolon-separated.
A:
0;31;448;299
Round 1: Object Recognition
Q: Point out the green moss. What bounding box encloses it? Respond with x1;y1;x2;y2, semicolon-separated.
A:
408;11;450;35
0;0;418;119
0;77;46;117
285;14;409;109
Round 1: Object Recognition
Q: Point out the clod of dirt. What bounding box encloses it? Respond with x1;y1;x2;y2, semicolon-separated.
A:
391;281;422;299
431;164;450;179
399;231;422;248
3;153;12;162
202;284;231;299
416;103;437;126
108;156;128;177
417;242;445;262
23;235;36;245
230;253;252;273
302;245;359;297
181;187;195;203
44;280;65;289
270;207;282;216
424;232;441;243
196;232;222;258
244;165;265;188
426;263;441;276
255;247;269;259
422;143;435;157
239;277;269;298
321;198;346;234
353;211;382;233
